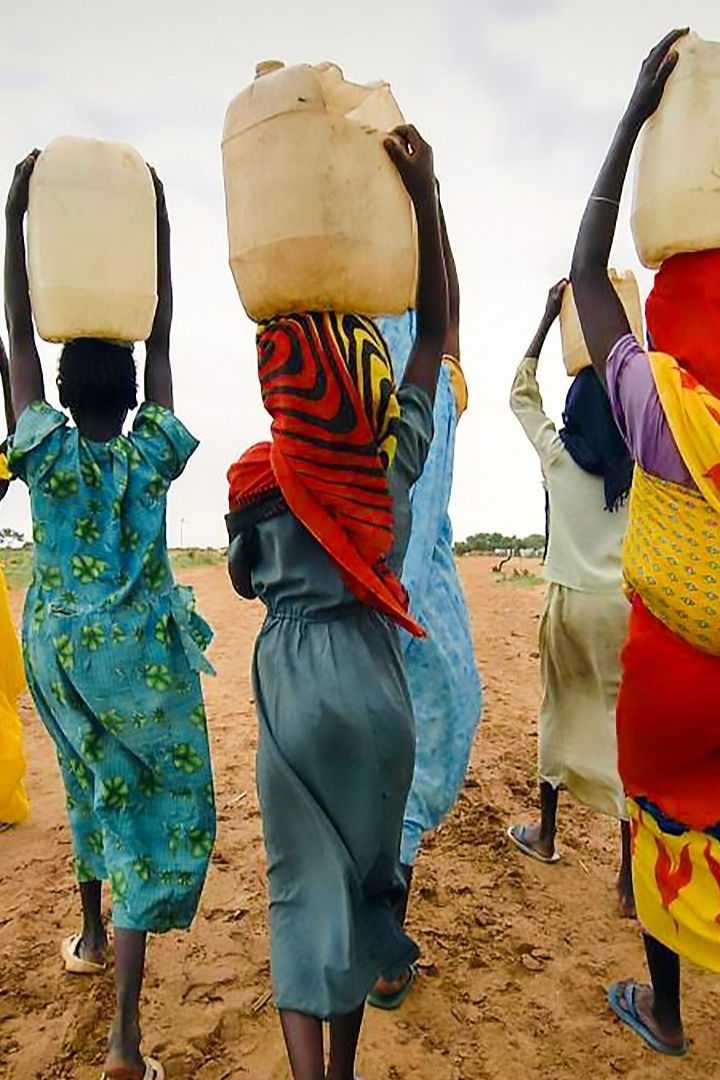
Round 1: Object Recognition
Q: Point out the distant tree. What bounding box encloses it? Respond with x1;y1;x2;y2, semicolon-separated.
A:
522;534;545;551
454;530;544;556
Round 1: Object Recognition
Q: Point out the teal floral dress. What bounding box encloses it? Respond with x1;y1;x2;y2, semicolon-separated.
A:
10;400;216;933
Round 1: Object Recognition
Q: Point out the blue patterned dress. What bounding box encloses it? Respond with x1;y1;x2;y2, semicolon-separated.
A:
377;314;483;866
10;400;216;933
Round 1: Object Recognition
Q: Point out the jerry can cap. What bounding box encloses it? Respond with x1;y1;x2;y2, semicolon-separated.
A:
255;60;285;78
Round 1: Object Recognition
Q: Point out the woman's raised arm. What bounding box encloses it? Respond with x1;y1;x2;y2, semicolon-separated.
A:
385;125;449;402
144;168;174;410
570;28;688;378
4;150;45;419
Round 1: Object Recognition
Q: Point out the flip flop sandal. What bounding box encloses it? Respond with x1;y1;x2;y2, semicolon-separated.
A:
61;933;107;975
506;825;561;864
367;963;417;1010
607;981;688;1056
101;1056;164;1080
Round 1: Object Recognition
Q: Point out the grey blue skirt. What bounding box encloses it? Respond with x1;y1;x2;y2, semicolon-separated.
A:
253;604;419;1017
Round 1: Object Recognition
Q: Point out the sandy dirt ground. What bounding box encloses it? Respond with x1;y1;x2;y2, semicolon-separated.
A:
1;557;718;1079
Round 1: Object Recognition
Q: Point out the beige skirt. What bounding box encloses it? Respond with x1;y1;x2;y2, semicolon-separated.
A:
539;582;628;820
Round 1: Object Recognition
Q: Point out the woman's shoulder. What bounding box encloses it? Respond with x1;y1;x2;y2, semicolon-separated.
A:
128;403;199;483
9;401;72;487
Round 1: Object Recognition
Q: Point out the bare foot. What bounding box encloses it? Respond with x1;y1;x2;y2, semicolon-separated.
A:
372;968;412;998
102;1019;145;1080
77;929;108;968
509;823;556;861
616;876;637;920
614;981;685;1051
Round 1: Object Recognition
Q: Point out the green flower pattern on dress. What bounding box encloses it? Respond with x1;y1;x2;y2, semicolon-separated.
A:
139;768;162;797
54;634;75;671
80;624;106;652
188;828;214;859
69;758;92;791
45;470;79;498
143;558;168;592
144;664;172;691
110;870;128;901
74;516;101;543
50;679;67;705
72;554;108;584
173;743;203;774
80;459;103;488
75;857;96;882
190;705;207;730
16;401;215;933
40;566;62;591
146;476;168;501
88;829;105;857
121;525;140;553
99;709;125;736
32;598;45;630
102;776;130;810
134;856;153;882
82;730;105;763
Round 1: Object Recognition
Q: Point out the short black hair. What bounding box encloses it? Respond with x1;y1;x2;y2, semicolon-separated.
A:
58;339;137;415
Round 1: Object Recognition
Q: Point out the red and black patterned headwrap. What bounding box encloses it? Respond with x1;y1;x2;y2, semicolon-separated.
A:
227;311;424;637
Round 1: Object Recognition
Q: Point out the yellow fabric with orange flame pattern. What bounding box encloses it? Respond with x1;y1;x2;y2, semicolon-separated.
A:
629;798;720;973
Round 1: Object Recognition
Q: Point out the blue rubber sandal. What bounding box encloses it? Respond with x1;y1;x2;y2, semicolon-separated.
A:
607;981;687;1056
367;963;417;1010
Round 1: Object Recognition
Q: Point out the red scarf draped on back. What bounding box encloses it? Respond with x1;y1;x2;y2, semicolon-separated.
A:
646;249;720;398
228;312;424;638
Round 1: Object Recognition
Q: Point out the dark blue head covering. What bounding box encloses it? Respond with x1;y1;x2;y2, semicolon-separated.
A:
559;367;633;512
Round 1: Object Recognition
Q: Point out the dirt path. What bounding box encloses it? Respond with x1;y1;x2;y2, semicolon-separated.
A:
1;559;717;1079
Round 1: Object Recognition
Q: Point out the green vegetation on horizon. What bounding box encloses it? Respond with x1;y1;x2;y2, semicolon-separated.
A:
455;531;545;556
0;547;226;590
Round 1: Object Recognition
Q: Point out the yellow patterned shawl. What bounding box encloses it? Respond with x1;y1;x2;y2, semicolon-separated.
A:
623;351;720;654
648;351;720;514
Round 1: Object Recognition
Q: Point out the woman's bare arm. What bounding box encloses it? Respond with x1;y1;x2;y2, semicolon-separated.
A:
144;168;174;409
4;150;45;419
385;125;449;402
570;28;687;380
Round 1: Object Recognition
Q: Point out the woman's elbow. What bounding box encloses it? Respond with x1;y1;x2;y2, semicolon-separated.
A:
570;256;606;289
227;536;256;600
228;560;255;600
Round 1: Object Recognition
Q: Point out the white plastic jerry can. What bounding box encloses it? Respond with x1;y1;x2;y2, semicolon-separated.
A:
28;135;157;343
222;61;418;322
561;271;644;375
632;32;720;268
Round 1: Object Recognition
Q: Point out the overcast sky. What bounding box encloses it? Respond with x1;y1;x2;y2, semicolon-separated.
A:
1;0;716;547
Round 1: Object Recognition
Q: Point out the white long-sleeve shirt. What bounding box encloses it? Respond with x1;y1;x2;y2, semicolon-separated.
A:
510;355;627;593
